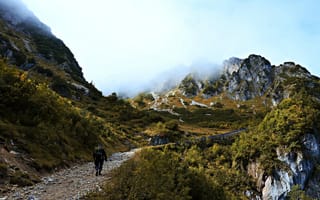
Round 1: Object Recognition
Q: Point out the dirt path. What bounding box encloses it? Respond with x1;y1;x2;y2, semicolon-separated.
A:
3;149;139;200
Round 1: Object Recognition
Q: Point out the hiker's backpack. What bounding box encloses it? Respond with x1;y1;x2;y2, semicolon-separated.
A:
94;149;104;160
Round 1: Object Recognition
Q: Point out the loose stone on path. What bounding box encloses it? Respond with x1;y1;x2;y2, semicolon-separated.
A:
4;149;138;200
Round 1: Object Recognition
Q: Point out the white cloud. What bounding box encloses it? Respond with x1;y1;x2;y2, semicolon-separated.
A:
22;0;320;95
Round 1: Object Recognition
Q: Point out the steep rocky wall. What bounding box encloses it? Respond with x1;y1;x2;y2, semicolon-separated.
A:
248;133;320;199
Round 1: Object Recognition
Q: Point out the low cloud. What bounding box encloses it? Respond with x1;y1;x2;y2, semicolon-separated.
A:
113;61;222;97
0;0;50;33
18;0;320;97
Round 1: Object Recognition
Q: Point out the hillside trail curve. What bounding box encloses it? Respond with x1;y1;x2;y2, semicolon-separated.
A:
2;149;139;200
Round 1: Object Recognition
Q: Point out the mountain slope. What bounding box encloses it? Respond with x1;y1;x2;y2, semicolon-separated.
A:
1;1;320;199
177;54;319;102
125;55;320;199
0;0;102;101
0;1;158;193
131;55;320;131
0;61;130;191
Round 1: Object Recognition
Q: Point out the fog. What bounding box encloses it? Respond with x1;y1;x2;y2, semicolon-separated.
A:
118;61;221;97
7;0;320;96
0;0;50;33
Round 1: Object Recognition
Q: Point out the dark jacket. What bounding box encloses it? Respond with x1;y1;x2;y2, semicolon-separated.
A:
93;148;107;161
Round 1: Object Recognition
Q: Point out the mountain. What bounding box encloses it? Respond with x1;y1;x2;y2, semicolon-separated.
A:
179;54;318;102
1;1;320;199
0;0;165;193
0;0;102;100
126;55;320;199
132;54;319;112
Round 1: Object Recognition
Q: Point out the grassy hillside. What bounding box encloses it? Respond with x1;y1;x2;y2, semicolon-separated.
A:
86;90;320;199
0;58;188;191
0;60;145;188
131;90;268;136
1;5;319;198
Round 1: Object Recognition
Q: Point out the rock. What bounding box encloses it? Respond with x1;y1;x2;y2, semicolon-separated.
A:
260;133;320;199
190;100;208;108
71;82;89;95
302;134;319;156
177;54;274;100
225;54;273;101
276;150;313;190
178;74;201;97
175;54;318;105
4;149;138;199
150;135;169;145
262;170;293;200
247;162;265;191
27;195;38;200
9;150;19;155
245;190;262;200
223;57;242;76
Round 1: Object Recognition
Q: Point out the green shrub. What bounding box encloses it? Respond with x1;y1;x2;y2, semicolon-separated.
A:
86;148;227;200
9;171;34;187
0;163;8;180
232;95;320;173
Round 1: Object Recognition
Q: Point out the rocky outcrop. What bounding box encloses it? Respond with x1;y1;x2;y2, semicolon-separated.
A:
269;62;313;106
225;55;273;100
178;55;274;100
149;135;169;146
248;133;320;200
177;54;319;105
247;162;265;192
223;57;242;76
178;74;202;97
262;170;292;200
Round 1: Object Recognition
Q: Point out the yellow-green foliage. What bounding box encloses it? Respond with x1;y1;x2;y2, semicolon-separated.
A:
173;107;263;129
86;90;319;199
85;148;227;200
287;185;312;200
0;61;115;170
232;95;320;173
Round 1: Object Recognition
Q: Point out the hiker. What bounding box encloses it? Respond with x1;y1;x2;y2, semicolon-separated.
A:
93;144;107;176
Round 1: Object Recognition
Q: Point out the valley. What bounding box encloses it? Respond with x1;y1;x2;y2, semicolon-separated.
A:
0;1;320;199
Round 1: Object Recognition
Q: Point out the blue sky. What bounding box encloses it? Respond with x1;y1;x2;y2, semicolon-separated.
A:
22;0;320;95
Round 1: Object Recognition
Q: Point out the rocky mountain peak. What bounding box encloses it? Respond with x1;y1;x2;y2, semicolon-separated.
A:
225;54;273;100
176;54;318;104
223;57;243;75
275;61;312;79
178;54;275;100
178;73;202;97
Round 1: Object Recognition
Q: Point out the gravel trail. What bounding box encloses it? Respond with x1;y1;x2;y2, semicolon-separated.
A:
3;149;139;200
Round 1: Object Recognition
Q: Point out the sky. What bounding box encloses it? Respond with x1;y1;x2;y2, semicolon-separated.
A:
21;0;320;96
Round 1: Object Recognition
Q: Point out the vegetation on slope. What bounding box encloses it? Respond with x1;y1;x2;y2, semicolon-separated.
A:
85;147;228;200
1;7;319;198
0;61;135;187
86;90;320;199
0;59;184;190
233;92;320;173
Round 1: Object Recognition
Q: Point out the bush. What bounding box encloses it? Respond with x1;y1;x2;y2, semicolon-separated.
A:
85;148;227;200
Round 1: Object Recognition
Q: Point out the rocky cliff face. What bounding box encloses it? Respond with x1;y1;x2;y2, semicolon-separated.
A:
175;54;320;200
247;132;320;200
269;62;315;106
178;54;319;105
224;54;273;101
